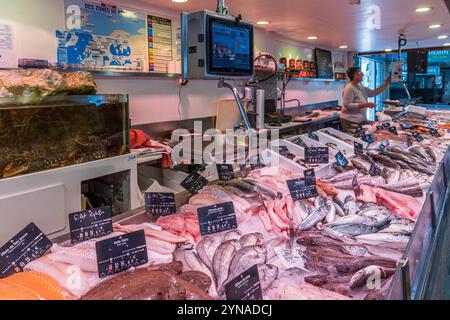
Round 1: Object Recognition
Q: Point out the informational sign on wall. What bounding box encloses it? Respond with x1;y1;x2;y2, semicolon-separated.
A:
58;0;148;71
0;24;15;68
148;15;173;73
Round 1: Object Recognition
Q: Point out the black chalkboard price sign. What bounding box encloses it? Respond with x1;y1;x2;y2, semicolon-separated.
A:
216;164;235;181
69;206;113;244
96;230;148;278
0;223;53;278
305;147;329;164
225;265;263;300
354;141;364;155
286;177;319;201
145;192;177;216
314;48;334;79
181;171;209;194
197;202;238;237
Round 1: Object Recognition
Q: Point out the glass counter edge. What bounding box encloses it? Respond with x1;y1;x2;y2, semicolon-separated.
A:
0;94;129;107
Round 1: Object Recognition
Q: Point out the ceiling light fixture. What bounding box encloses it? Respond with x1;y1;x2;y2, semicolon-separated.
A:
438;35;448;39
416;7;432;13
308;36;318;40
339;45;348;49
256;21;270;25
385;48;393;52
429;24;442;29
444;43;450;46
172;0;189;3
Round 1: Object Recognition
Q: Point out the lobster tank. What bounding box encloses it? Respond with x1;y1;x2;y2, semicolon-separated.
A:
0;95;138;244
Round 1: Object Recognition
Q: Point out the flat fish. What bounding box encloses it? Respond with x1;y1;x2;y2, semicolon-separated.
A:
239;233;264;247
196;236;221;271
355;233;410;244
349;265;396;289
222;230;243;242
258;264;279;291
212;240;240;289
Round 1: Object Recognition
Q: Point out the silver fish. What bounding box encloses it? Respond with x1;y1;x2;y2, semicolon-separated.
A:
196;236;222;271
351;159;369;175
323;226;358;244
408;146;430;161
298;204;331;230
425;146;437;163
212;240;240;288
333;200;346;217
244;178;282;199
320;169;358;183
332;223;387;236
219;245;267;293
350;265;396;289
222;230;243;242
355;233;410;244
344;196;360;215
258;264;279;291
326;215;374;227
378;223;415;236
264;237;287;261
324;199;336;223
239;233;264;247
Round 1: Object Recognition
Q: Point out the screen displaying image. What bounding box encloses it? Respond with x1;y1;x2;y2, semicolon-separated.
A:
210;21;251;72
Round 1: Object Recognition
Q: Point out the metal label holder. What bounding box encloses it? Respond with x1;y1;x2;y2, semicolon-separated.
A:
397;258;411;300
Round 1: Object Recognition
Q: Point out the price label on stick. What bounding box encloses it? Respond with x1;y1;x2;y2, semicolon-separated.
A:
412;132;424;142
225;265;263;301
239;163;249;178
197;202;238;237
376;125;384;131
145;192;176;216
0;223;53;278
277;146;290;157
287;177;319;201
335;152;349;168
305;147;329;164
181;171;209;194
383;122;391;129
369;163;379;176
389;126;398;136
216;164;235;182
69;206;113;244
354;141;363;155
304;169;315;178
379;144;389;153
96;230;148;278
308;131;320;142
250;155;266;170
362;134;375;144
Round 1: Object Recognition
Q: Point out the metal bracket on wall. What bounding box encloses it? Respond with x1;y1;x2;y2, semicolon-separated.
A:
396;258;411;300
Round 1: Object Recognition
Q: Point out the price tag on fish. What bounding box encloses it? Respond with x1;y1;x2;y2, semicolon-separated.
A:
181;171;209;194
379;144;389;153
224;265;263;301
304;168;315;178
401;123;411;130
376;125;384;131
382;122;391;129
406;135;413;147
197;202;238;237
362;134;375;144
429;129;439;137
304;147;329;164
216;164;235;182
335;152;349;168
96;230;148;278
388;126;398;136
69;206;113;244
354;141;363;155
412;132;424;142
287;177;319;201
308;131;320;142
0;223;53;278
145;192;176;216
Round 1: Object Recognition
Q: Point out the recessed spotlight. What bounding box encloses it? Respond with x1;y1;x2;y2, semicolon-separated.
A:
429;24;442;29
339;45;348;49
172;0;188;3
385;48;393;52
416;7;432;13
256;21;270;25
438;35;448;39
308;36;318;40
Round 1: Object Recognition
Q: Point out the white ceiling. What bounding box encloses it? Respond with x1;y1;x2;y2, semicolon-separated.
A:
139;0;450;52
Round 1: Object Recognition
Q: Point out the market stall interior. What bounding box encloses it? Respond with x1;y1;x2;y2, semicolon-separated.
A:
1;0;450;301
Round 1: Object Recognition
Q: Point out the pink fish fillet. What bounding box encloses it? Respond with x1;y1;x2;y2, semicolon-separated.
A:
157;214;185;234
145;237;176;255
357;185;420;221
24;256;90;298
114;224;188;243
258;209;273;232
188;194;220;207
273;199;290;224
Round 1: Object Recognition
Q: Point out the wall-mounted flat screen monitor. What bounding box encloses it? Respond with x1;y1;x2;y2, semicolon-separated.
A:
207;16;254;76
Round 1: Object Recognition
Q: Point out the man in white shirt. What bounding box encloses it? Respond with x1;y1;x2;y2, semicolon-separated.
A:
341;67;391;132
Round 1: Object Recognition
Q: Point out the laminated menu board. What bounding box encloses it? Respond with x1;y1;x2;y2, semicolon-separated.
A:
148;15;173;73
314;48;334;79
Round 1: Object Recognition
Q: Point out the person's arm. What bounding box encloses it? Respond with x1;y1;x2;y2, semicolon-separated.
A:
368;76;392;97
343;87;375;110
